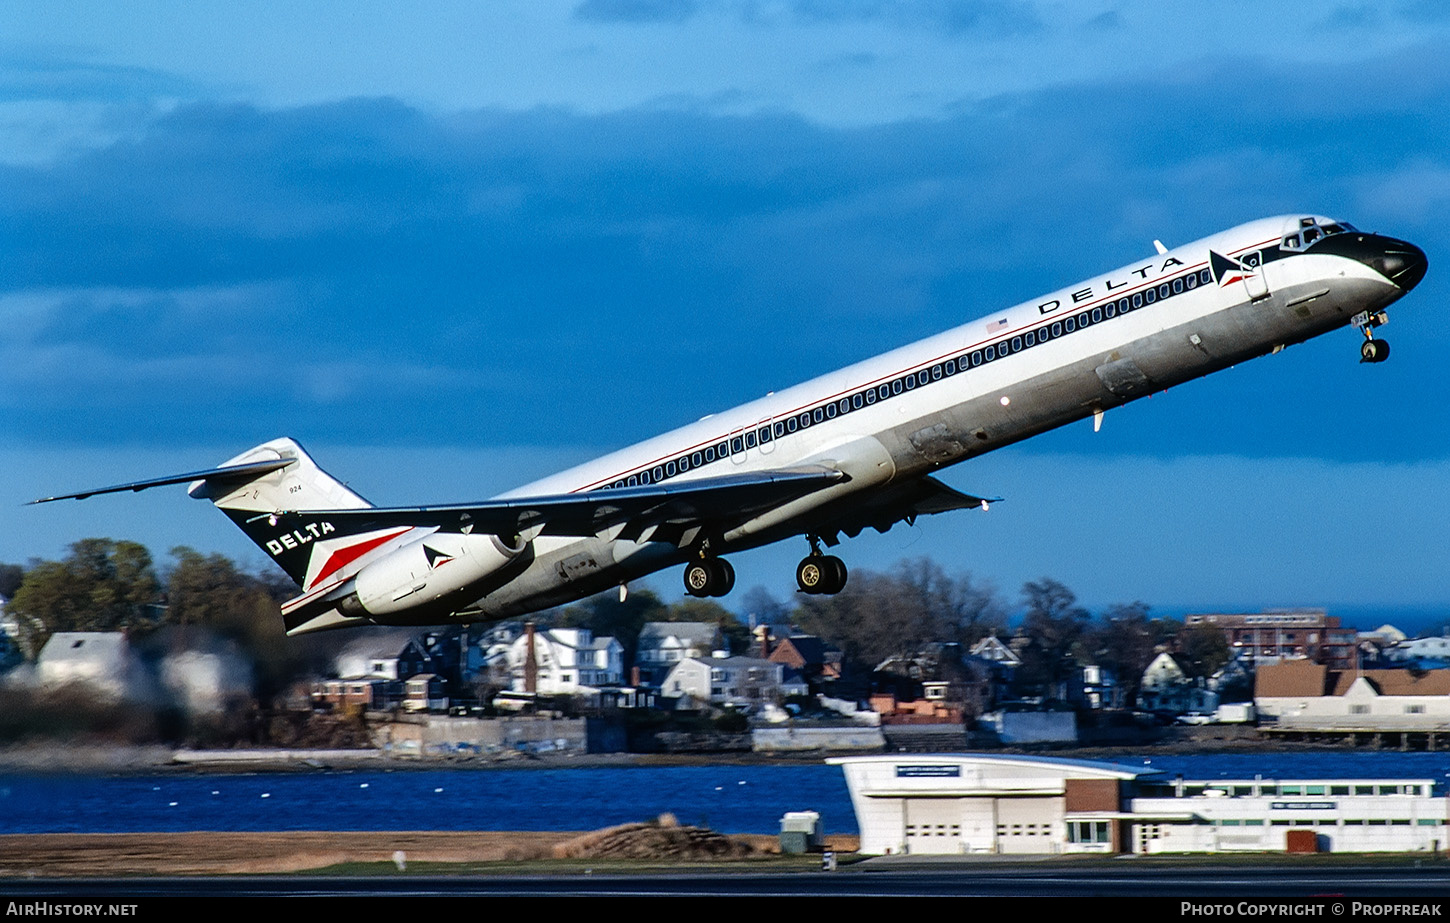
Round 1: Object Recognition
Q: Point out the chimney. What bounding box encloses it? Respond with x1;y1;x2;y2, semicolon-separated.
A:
630;665;640;687
525;622;538;694
755;624;771;659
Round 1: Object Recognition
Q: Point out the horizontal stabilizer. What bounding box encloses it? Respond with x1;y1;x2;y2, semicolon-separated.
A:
30;459;297;504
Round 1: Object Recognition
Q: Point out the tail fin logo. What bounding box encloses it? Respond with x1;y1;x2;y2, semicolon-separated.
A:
424;545;455;570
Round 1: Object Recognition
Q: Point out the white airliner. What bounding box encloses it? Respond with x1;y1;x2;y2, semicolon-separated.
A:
35;214;1427;635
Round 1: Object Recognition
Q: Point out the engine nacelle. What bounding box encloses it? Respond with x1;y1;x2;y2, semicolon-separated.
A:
350;532;525;617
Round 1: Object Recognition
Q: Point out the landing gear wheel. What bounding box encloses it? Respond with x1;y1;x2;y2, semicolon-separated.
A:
683;558;735;598
1360;338;1390;363
797;555;847;595
796;557;826;594
821;555;848;594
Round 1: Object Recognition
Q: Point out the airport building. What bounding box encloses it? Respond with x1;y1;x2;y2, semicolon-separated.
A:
829;754;1449;855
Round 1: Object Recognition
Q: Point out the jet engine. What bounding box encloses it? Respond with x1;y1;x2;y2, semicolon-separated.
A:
343;532;527;618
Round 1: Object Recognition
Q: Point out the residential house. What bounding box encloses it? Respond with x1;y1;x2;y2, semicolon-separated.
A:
635;622;726;685
36;632;142;701
1137;652;1217;715
663;655;807;711
506;626;623;695
315;630;440;711
766;634;843;690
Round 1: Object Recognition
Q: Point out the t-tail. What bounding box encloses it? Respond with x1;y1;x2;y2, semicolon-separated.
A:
31;438;439;634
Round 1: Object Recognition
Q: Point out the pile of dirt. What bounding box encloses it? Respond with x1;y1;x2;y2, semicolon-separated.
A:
551;813;757;860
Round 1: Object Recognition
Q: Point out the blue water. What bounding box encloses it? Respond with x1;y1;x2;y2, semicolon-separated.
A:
0;764;854;835
6;752;1450;835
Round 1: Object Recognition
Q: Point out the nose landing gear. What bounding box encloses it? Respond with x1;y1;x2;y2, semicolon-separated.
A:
1353;310;1390;363
796;537;848;595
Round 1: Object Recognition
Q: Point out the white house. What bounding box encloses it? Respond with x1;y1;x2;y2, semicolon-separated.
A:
635;622;725;684
36;632;141;701
1137;652;1217;714
662;655;806;710
506;627;623;694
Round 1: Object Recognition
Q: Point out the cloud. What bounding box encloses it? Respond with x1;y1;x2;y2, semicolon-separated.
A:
3;46;1446;459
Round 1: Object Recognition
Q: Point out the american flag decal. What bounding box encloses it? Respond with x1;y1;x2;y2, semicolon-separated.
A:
985;317;1009;333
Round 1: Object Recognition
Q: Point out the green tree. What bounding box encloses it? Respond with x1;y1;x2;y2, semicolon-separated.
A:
1177;623;1232;680
1016;577;1090;697
793;559;1005;673
1082;602;1176;705
7;539;161;658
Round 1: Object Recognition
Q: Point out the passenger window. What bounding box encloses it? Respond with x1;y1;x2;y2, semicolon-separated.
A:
772;422;784;438
627;475;638;486
785;417;797;433
984;346;996;361
1104;303;1116;319
692;451;703;467
825;402;837;418
1052;322;1062;337
1091;308;1102;323
1158;283;1170;299
1133;292;1143;308
971;351;982;366
1064;318;1075;333
1145;288;1156;304
853;393;864;408
932;364;942;379
666;461;676;477
1011;336;1022;352
730;437;743;454
1119;297;1130;313
1173;278;1183;294
918;370;929;385
813;407;824;422
892;380;903;394
1185;274;1197;289
839;398;851;414
652;465;664;481
904;375;916;390
745;431;757;448
704;447;716;463
865;389;877;404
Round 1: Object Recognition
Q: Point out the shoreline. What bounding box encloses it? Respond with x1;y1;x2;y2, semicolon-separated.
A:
0;734;1399;776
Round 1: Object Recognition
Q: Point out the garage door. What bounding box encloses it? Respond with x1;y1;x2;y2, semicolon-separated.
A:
995;797;1062;855
904;799;963;855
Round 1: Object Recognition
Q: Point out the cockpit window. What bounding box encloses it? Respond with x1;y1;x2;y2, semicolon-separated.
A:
1280;216;1353;251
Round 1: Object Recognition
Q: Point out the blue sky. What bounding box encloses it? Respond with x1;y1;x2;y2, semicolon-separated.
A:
3;1;1448;624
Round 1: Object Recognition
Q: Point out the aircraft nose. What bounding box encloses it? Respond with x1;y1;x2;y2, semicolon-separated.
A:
1375;238;1428;292
1312;232;1428;291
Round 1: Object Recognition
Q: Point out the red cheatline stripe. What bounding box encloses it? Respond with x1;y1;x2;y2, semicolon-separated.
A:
309;528;413;589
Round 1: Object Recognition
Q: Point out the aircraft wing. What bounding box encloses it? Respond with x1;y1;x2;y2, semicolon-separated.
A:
808;474;998;545
268;466;848;547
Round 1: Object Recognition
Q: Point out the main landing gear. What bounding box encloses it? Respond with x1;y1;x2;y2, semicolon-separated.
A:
796;537;847;595
683;556;735;598
1354;310;1390;364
